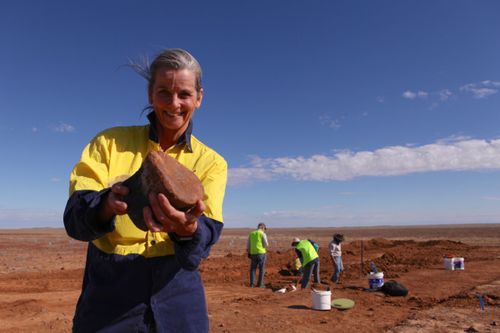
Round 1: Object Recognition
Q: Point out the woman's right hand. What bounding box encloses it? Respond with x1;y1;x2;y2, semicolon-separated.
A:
97;182;129;222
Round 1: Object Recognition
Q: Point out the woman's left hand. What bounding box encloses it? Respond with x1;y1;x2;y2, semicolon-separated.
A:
143;193;205;236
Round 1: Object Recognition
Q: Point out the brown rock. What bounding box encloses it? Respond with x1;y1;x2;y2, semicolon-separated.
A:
122;151;204;231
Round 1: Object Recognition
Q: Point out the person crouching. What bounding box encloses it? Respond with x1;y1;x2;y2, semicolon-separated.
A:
291;238;320;289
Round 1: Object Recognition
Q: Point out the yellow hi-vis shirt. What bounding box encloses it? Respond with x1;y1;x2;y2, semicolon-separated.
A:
249;229;266;255
69;124;227;258
296;239;319;266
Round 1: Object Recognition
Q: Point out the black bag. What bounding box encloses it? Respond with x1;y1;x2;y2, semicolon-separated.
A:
380;280;408;297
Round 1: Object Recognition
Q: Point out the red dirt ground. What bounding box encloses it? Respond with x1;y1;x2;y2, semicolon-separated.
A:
1;224;499;332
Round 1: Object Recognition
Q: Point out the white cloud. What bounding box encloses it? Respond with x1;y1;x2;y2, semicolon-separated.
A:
228;138;500;185
401;80;499;107
402;90;417;100
227;167;274;186
467;87;496;99
460;80;500;99
439;89;453;101
481;80;500;87
319;114;340;129
50;177;61;182
435;134;472;144
376;96;384;103
32;127;38;132
417;91;428;98
52;122;75;133
403;90;428;100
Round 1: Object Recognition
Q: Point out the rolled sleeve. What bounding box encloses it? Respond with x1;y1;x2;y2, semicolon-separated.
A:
262;233;268;248
63;189;116;241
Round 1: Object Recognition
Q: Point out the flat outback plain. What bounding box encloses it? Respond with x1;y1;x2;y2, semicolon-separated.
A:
1;224;499;333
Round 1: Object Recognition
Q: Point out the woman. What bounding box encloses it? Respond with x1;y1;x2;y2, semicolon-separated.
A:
64;48;227;332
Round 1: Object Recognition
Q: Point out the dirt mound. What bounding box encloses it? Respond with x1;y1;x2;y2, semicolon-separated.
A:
349;238;394;250
418;239;465;247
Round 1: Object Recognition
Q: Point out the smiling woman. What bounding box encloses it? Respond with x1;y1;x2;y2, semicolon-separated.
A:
133;49;204;150
149;68;203;148
63;48;227;333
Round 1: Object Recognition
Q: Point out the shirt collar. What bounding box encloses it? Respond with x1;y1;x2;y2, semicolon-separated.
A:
147;111;193;152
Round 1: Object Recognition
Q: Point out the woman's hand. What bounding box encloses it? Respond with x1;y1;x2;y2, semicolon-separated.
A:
97;183;129;222
144;193;205;236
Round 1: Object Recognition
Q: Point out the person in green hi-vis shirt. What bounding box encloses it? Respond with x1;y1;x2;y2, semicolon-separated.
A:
247;223;268;287
292;237;320;289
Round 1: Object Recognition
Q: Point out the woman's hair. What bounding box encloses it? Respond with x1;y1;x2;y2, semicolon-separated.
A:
130;48;203;93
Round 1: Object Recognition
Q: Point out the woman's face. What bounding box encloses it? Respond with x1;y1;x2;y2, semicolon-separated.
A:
149;68;203;136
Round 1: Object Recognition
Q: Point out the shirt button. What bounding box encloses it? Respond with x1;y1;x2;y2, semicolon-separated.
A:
151;240;156;245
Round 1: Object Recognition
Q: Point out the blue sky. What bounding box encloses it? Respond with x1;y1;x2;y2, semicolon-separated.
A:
1;1;500;228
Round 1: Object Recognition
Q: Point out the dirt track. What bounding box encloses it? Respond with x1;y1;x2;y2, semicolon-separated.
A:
1;225;499;332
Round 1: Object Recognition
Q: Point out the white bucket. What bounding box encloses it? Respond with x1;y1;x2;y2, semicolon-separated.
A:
444;257;455;270
368;272;384;289
311;289;331;310
453;257;465;270
444;257;464;270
